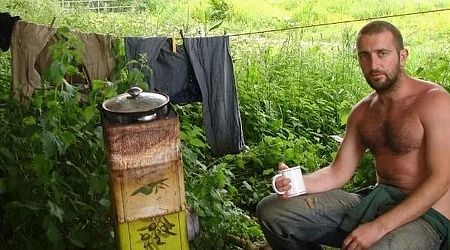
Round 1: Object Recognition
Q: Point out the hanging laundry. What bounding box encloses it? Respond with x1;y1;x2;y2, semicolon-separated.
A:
10;21;118;104
77;32;118;86
0;12;21;52
125;37;202;104
10;21;57;103
184;37;246;156
124;36;246;156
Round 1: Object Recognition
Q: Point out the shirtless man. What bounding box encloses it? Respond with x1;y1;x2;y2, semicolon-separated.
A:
256;21;449;250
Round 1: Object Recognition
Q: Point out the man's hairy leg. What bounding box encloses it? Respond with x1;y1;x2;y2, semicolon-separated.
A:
256;190;361;250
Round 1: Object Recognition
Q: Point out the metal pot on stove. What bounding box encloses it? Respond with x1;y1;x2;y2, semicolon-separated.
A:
100;86;170;123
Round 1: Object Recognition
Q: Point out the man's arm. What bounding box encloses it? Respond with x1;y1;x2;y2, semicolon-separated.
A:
343;89;450;249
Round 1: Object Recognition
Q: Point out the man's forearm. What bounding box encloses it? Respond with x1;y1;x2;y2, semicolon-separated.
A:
374;175;448;233
304;165;349;193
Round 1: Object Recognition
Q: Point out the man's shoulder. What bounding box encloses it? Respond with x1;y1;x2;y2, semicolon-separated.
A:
346;94;376;124
416;81;450;108
352;93;376;112
414;78;447;95
415;81;450;122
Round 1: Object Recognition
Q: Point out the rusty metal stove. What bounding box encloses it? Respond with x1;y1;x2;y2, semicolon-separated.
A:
101;102;189;249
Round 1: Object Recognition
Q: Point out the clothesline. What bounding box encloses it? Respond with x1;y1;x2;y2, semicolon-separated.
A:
41;7;450;40
227;7;450;37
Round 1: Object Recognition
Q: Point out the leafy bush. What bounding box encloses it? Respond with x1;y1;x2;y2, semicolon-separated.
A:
0;27;114;249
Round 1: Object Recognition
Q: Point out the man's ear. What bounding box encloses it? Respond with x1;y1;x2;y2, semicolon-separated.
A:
399;48;409;67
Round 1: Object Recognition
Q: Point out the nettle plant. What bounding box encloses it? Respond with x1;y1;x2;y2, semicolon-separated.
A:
0;27;115;249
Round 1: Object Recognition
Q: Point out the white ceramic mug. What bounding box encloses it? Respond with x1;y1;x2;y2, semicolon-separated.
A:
271;166;306;197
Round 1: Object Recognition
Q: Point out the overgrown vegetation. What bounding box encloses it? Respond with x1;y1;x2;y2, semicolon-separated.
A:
0;0;449;249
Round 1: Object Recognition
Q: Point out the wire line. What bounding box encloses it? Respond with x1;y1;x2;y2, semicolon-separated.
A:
228;8;450;37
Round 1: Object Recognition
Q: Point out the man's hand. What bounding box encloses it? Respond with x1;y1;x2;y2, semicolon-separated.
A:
274;162;291;199
341;221;388;250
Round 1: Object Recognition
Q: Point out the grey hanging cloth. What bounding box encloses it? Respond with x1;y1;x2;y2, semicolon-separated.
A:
124;36;246;156
184;36;246;155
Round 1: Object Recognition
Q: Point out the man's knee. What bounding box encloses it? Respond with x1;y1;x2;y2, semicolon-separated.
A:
256;193;322;228
256;194;279;224
369;219;442;250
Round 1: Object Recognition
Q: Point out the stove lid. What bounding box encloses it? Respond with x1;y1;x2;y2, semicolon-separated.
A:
102;87;169;114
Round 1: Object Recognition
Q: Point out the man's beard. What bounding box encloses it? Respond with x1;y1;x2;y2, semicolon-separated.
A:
365;64;401;92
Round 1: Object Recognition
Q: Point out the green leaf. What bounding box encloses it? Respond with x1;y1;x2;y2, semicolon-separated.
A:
253;157;264;167
242;181;252;191
180;131;188;141
49;61;65;81
262;168;275;176
0;178;6;194
92;79;107;90
104;85;118;98
6;201;43;211
340;110;349;126
99;198;111;208
41;130;57;158
214;167;227;189
57;26;71;34
0;147;14;162
33;154;53;179
89;174;108;195
45;219;62;245
47;200;64;223
208;20;224;31
415;66;424;75
59;131;76;150
83;105;97;122
69;229;90;248
23;116;36;126
66;65;78;75
285;148;295;160
189;138;205;148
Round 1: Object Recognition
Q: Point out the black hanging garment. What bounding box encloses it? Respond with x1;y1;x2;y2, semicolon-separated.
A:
125;36;246;156
0;12;21;52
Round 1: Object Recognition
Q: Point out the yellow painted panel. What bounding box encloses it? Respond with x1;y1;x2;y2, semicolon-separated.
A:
117;210;189;250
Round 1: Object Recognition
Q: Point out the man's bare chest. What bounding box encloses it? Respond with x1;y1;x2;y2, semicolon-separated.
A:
359;111;424;154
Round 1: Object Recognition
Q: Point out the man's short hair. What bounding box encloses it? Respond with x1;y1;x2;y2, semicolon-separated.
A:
357;20;404;50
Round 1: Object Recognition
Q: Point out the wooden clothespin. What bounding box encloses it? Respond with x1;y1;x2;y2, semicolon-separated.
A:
172;33;177;53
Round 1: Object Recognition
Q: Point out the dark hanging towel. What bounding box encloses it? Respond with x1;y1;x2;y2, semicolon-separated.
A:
125;36;246;156
0;12;21;52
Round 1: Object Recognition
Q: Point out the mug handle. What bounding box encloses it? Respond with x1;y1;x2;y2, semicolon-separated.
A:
271;173;286;195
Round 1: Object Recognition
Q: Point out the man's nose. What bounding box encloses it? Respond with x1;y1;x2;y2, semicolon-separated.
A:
370;55;381;70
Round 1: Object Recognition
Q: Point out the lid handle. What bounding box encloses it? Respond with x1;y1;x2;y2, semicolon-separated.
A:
127;86;143;99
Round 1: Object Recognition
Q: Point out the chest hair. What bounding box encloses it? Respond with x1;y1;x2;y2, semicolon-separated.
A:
362;116;422;154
